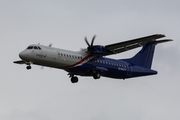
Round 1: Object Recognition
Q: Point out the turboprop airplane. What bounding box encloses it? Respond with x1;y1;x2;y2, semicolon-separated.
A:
14;34;172;83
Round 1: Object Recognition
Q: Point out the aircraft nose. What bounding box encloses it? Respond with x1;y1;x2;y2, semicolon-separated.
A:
19;51;26;60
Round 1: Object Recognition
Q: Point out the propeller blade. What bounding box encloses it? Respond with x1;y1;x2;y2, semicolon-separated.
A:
85;36;90;47
84;35;97;53
91;35;96;46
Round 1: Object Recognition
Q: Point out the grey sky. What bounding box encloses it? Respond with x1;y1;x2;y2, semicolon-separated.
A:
0;0;179;120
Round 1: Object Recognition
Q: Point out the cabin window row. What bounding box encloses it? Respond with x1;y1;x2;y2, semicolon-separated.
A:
58;53;83;59
94;59;126;67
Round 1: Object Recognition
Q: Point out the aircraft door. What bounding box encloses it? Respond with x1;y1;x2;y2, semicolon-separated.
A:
127;63;132;76
57;53;61;59
48;50;57;61
57;50;62;60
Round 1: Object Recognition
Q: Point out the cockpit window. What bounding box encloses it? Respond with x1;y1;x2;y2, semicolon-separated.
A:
27;46;33;49
27;46;42;50
34;46;38;49
38;46;41;50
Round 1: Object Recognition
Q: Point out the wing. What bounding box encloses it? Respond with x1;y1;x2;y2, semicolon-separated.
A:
13;60;25;64
105;34;165;55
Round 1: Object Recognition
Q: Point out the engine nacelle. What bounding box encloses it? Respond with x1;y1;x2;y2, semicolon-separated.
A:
92;45;111;55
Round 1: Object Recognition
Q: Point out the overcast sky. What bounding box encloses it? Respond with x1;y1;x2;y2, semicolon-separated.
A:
0;0;179;120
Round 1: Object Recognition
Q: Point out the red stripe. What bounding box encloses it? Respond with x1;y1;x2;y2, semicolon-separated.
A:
61;54;93;69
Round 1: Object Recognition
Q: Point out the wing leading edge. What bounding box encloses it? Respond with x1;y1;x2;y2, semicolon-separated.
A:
104;34;166;55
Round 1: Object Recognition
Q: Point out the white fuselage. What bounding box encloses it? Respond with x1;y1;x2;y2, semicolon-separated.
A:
19;44;95;69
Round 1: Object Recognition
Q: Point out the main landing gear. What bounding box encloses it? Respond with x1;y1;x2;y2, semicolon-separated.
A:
93;72;101;79
71;76;78;83
68;71;101;83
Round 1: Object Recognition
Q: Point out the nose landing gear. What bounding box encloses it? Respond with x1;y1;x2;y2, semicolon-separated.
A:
25;62;31;70
26;65;31;70
68;73;78;83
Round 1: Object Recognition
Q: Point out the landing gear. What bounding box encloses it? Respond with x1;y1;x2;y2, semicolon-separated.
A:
25;62;31;70
26;65;31;70
68;73;78;83
93;72;101;79
71;76;78;83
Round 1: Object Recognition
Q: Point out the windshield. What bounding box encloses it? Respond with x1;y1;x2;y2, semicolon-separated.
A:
27;46;33;49
27;46;42;50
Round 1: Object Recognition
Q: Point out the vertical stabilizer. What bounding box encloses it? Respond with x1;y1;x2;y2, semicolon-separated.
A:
122;42;156;69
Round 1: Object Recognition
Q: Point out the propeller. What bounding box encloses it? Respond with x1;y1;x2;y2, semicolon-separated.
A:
85;35;96;52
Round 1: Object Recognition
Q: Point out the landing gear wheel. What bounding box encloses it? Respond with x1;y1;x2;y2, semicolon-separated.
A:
71;77;78;83
26;66;31;70
93;72;101;79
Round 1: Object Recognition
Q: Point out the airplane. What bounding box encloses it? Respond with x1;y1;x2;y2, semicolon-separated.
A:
14;34;172;83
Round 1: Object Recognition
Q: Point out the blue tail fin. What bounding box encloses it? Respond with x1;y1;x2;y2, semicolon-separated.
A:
122;39;172;69
122;41;156;69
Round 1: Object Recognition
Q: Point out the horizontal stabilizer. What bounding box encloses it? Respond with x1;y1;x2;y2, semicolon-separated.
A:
148;39;173;45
